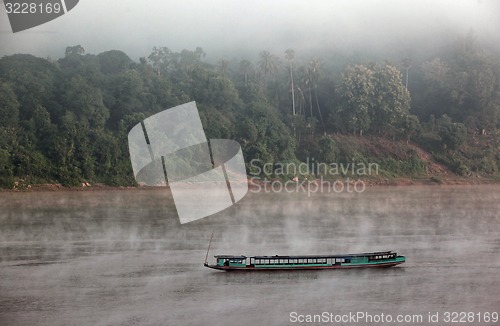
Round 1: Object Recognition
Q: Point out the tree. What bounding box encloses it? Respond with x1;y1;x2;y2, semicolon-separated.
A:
401;57;412;89
239;59;253;87
318;135;338;163
284;49;296;116
417;33;500;132
399;114;421;143
308;58;326;132
371;63;411;134
97;50;133;74
0;81;20;128
334;63;411;136
216;59;230;77
61;76;109;129
297;65;313;118
335;64;375;135
58;52;102;85
0;54;58;120
258;50;279;89
148;46;173;76
437;115;467;150
65;45;85;56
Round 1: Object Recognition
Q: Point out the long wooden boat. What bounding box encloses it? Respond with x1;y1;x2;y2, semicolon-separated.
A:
204;251;405;271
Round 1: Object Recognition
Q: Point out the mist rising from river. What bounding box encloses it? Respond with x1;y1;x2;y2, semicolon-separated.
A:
0;186;499;325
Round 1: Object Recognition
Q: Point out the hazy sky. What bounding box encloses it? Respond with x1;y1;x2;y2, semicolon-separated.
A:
1;0;499;61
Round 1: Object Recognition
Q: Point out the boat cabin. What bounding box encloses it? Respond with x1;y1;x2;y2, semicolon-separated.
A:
215;255;247;267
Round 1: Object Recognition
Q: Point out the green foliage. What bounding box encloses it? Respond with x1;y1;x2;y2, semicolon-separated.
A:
416;33;500;132
0;54;58;120
333;63;411;136
437;115;467;150
318;135;338;163
432;151;470;176
334;64;374;134
371;64;411;134
238;101;296;169
97;50;133;74
0;81;20;128
0;41;499;188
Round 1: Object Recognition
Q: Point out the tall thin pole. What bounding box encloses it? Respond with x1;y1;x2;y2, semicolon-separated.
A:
204;231;214;266
290;60;296;116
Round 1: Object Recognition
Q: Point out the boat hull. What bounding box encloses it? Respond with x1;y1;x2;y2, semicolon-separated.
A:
204;260;404;271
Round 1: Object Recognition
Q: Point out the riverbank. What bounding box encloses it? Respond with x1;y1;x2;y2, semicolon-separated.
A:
1;175;499;192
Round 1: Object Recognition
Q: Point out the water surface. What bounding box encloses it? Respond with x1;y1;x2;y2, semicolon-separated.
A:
0;186;499;325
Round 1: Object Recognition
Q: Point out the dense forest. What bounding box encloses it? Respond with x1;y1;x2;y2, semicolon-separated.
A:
1;32;500;188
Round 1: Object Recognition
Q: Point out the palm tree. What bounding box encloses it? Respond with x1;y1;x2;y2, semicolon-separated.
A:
298;65;314;118
217;59;230;77
402;57;412;89
285;49;296;116
258;50;279;89
308;58;326;132
239;59;252;86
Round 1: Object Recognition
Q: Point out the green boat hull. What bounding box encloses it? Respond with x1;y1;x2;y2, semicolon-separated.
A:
205;254;406;271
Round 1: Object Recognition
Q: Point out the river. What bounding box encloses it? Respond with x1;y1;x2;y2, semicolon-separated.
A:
0;186;499;325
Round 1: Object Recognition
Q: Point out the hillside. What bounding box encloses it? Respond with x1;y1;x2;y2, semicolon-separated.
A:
1;40;500;189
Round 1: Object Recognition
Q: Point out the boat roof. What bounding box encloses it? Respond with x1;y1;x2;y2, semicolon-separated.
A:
214;251;394;259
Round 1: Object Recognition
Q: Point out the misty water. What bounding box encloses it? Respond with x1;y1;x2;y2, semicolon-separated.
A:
0;186;499;325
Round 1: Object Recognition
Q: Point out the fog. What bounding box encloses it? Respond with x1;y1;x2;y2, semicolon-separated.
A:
1;187;499;325
1;0;500;60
